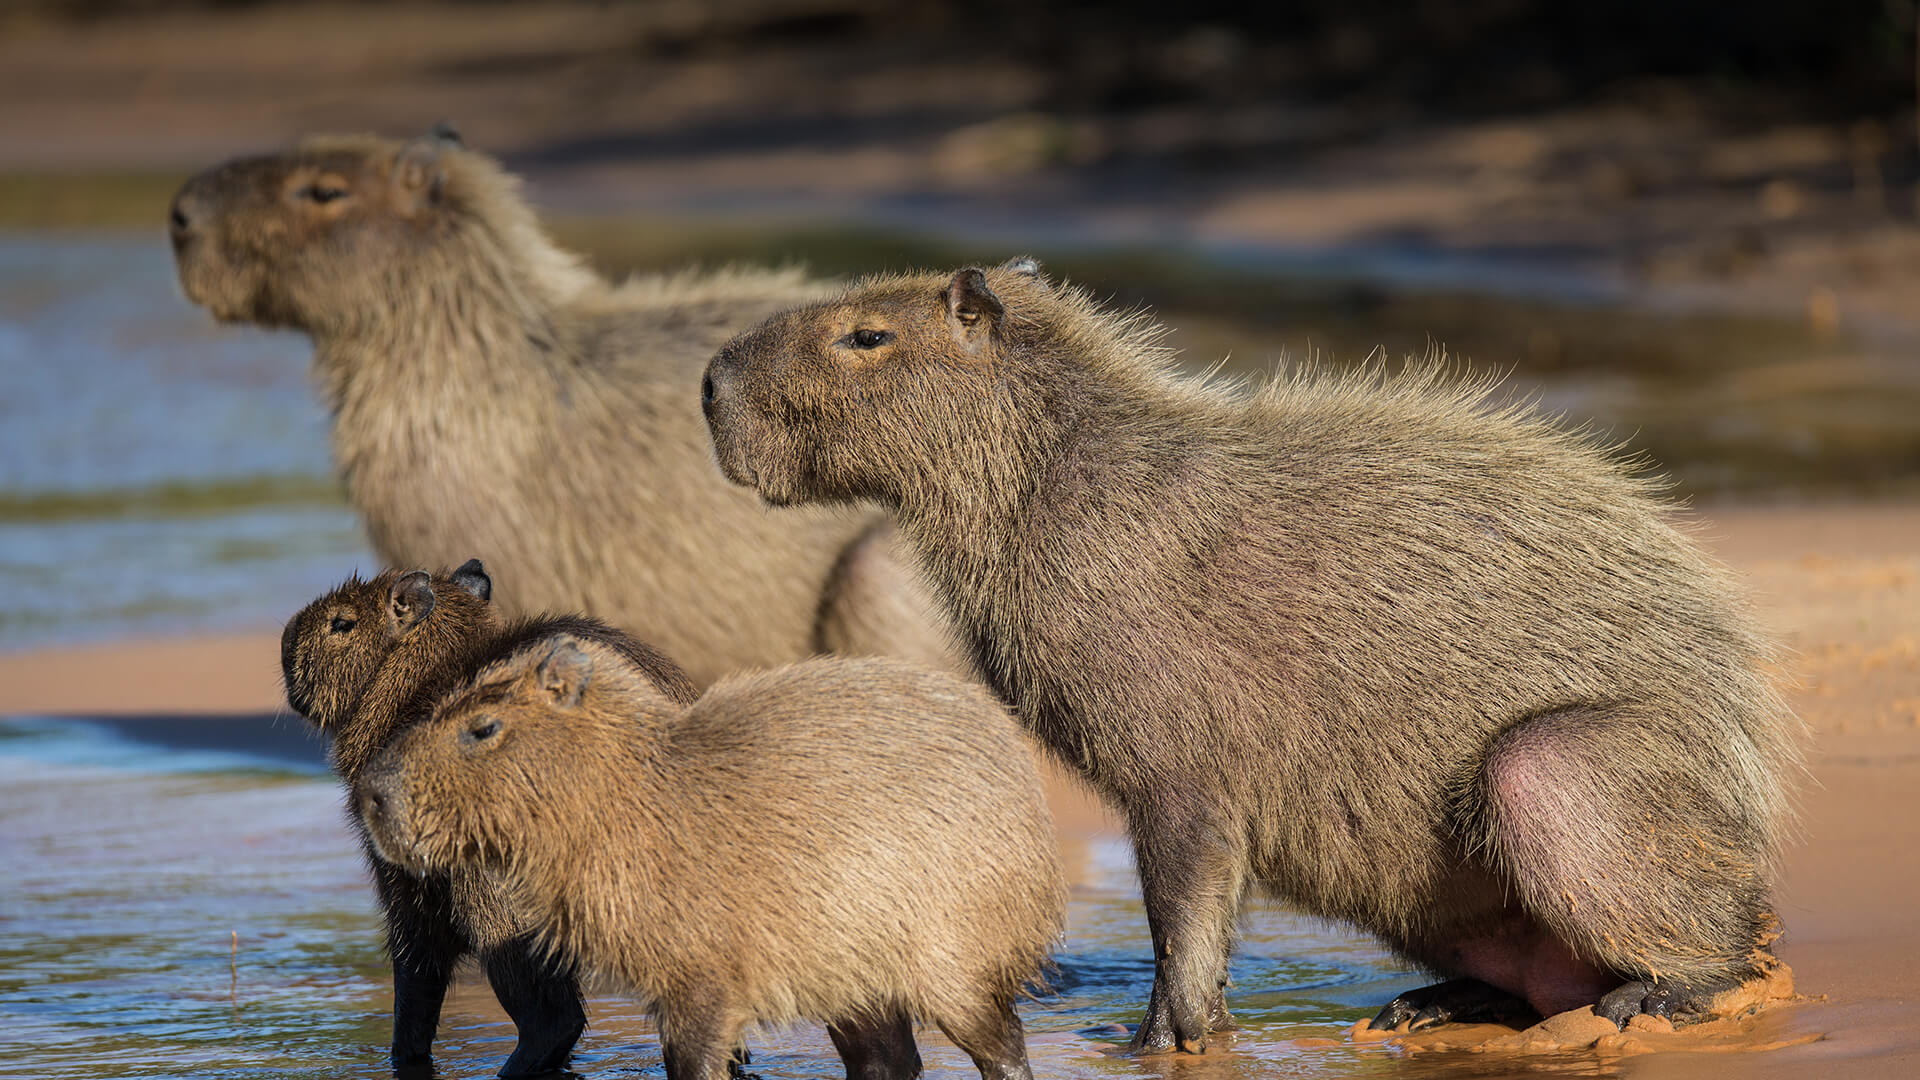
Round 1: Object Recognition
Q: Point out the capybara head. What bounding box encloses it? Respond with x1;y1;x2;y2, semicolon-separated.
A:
169;126;567;331
357;633;673;876
702;257;1054;508
281;559;495;730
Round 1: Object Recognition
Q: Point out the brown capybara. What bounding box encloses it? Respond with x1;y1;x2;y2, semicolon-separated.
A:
172;128;953;687
356;634;1066;1080
282;559;696;1075
699;259;1805;1051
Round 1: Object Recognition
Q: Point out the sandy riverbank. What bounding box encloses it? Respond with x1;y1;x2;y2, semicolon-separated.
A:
0;502;1913;1075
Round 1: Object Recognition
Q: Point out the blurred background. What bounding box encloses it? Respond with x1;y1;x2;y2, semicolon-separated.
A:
2;0;1917;650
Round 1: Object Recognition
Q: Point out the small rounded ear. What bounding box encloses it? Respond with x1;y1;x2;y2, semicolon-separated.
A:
1001;255;1044;284
389;570;437;633
945;267;1005;354
534;637;594;709
393;138;448;208
451;558;492;603
428;121;464;148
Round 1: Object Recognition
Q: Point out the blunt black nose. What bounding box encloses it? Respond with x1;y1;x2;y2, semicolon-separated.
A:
168;190;197;238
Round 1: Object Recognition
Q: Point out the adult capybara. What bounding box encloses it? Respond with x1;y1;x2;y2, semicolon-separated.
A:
357;634;1065;1080
173;128;952;687
283;560;695;1075
700;259;1805;1051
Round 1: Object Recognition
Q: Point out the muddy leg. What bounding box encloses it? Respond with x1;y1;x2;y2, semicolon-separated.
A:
1597;971;1749;1027
1127;807;1245;1054
827;1005;922;1080
482;934;587;1077
1368;978;1537;1031
938;998;1032;1080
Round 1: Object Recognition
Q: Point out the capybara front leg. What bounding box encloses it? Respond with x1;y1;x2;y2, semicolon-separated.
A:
939;997;1033;1080
1127;812;1245;1053
376;864;464;1070
1368;977;1537;1031
482;933;587;1077
660;998;747;1080
827;1004;923;1080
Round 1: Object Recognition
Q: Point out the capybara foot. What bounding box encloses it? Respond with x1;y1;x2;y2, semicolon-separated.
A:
1369;977;1537;1031
1596;973;1742;1027
1205;981;1236;1033
1126;985;1208;1054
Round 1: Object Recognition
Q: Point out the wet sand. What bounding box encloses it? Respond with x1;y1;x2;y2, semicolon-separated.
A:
0;502;1914;1076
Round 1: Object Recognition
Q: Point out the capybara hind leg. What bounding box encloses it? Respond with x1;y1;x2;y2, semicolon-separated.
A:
1475;706;1770;1014
938;998;1032;1080
1127;810;1245;1053
1368;978;1537;1031
814;520;960;672
827;1005;923;1080
1597;971;1749;1027
660;999;748;1080
481;935;586;1077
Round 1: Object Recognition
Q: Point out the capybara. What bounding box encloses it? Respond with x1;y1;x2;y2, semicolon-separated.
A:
283;560;695;1075
172;128;952;687
357;634;1065;1080
700;259;1804;1050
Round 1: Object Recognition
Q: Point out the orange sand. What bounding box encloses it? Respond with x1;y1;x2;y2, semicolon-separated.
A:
0;502;1914;1077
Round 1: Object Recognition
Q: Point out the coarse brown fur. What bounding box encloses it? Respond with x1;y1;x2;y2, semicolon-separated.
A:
172;130;953;687
358;638;1065;1080
282;561;696;1075
701;259;1806;1050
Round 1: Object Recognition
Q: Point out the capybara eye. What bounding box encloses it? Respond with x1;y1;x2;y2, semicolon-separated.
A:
329;615;357;634
302;183;347;205
847;329;894;349
466;718;501;743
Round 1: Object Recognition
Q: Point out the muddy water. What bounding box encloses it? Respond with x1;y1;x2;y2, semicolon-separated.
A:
0;715;1628;1080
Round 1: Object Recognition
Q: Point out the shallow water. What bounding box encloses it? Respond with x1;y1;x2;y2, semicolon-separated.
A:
0;716;1631;1080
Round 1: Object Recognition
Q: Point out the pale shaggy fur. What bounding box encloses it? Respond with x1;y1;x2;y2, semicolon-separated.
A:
360;641;1064;1080
169;132;953;687
701;261;1805;1048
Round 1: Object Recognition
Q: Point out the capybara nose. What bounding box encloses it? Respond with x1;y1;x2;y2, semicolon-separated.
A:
701;371;716;410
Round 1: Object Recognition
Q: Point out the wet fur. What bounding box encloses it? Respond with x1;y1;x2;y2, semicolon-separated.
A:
361;640;1065;1080
174;132;953;687
701;262;1805;1046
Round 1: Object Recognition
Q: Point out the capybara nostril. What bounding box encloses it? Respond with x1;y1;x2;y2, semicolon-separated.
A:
701;371;716;410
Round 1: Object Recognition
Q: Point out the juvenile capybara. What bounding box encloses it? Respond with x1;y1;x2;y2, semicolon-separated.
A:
700;259;1805;1050
283;560;695;1075
357;634;1066;1080
172;128;952;686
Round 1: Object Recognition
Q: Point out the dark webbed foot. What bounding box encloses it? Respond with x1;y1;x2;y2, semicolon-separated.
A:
1596;973;1742;1028
1368;978;1538;1031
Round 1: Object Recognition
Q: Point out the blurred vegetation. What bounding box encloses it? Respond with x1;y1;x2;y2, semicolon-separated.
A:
16;0;1919;119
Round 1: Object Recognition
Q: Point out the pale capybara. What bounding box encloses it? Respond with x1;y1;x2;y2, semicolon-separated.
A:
171;128;953;687
357;635;1065;1080
700;259;1805;1050
282;560;695;1075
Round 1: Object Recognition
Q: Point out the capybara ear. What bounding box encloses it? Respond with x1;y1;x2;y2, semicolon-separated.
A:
428;121;465;148
451;558;492;603
1001;256;1045;285
534;637;594;709
945;268;1005;354
388;570;437;634
392;138;448;209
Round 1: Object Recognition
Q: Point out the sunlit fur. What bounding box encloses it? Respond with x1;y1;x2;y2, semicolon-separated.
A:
361;639;1065;1079
703;262;1806;1043
172;133;953;687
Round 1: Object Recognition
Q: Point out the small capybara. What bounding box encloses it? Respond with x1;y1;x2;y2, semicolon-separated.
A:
282;560;695;1075
701;259;1805;1050
356;634;1066;1080
171;128;953;687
